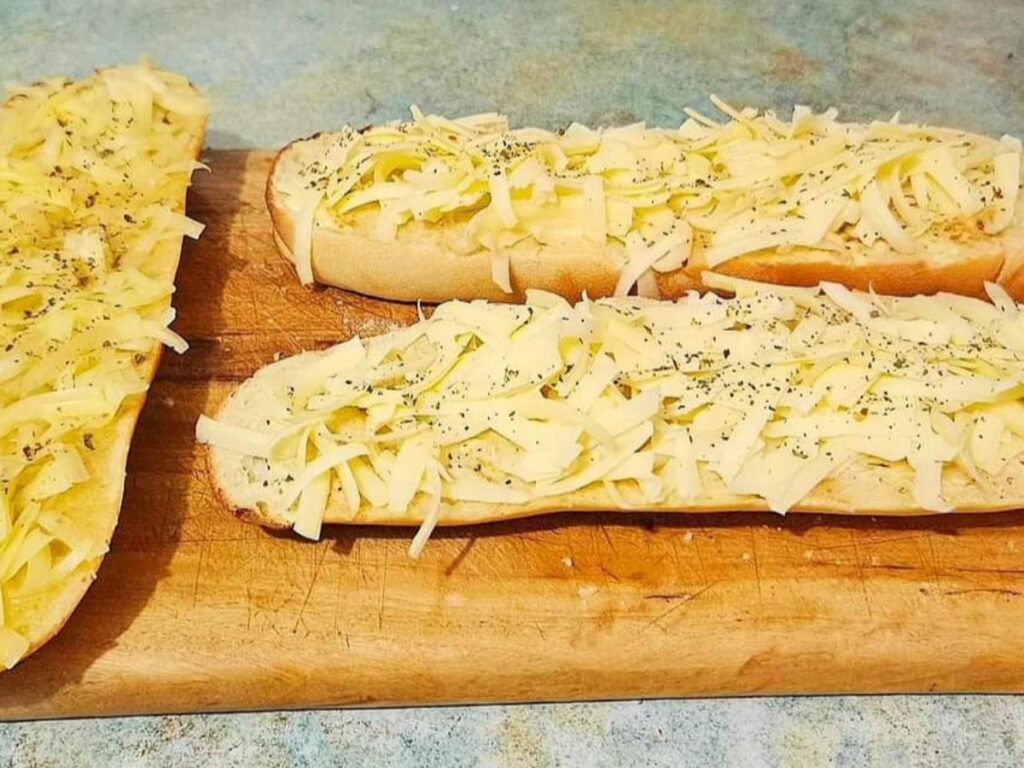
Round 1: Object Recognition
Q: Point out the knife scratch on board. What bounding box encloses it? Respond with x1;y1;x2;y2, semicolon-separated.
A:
643;583;716;633
293;541;330;633
748;529;763;607
190;531;211;608
690;527;709;589
599;525;617;555
849;532;874;619
944;588;1022;598
925;533;945;590
377;547;389;630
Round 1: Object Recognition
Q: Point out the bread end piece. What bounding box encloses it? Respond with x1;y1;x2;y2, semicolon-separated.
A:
266;134;668;303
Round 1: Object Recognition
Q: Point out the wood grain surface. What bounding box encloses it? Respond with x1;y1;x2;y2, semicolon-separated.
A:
1;151;1023;720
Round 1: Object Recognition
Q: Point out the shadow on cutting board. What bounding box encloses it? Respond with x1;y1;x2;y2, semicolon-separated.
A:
320;506;1024;576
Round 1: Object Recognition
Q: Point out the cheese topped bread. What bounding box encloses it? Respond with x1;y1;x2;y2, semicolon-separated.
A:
200;275;1024;557
268;100;1023;303
0;63;206;668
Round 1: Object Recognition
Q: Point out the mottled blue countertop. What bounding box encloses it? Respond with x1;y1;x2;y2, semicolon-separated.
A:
2;0;1024;765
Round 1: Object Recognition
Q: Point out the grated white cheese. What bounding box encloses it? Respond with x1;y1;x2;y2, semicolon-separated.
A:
200;278;1024;554
0;64;206;667
277;102;1022;294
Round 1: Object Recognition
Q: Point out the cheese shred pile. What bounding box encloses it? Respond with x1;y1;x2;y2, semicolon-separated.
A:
200;275;1024;556
279;100;1021;295
0;64;205;667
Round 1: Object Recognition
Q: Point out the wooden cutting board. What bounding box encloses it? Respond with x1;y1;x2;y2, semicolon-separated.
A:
2;151;1023;720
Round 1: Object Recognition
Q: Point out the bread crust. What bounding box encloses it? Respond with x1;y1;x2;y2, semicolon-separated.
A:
267;135;1024;303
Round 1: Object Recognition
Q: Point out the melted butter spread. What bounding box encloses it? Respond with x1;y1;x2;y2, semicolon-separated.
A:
199;275;1024;554
0;63;206;666
278;99;1022;294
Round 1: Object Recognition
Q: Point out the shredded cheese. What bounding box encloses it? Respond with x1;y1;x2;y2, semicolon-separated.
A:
277;100;1021;294
0;63;206;667
200;276;1024;554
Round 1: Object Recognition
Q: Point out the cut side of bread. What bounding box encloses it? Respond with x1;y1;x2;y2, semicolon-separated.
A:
0;64;207;668
209;361;1024;529
200;279;1024;557
266;108;1024;304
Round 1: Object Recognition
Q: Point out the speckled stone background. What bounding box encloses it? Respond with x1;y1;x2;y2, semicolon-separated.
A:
2;0;1024;765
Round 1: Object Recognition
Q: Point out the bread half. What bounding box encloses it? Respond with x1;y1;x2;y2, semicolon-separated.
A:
0;64;207;668
208;361;1024;529
266;109;1024;303
200;278;1024;555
